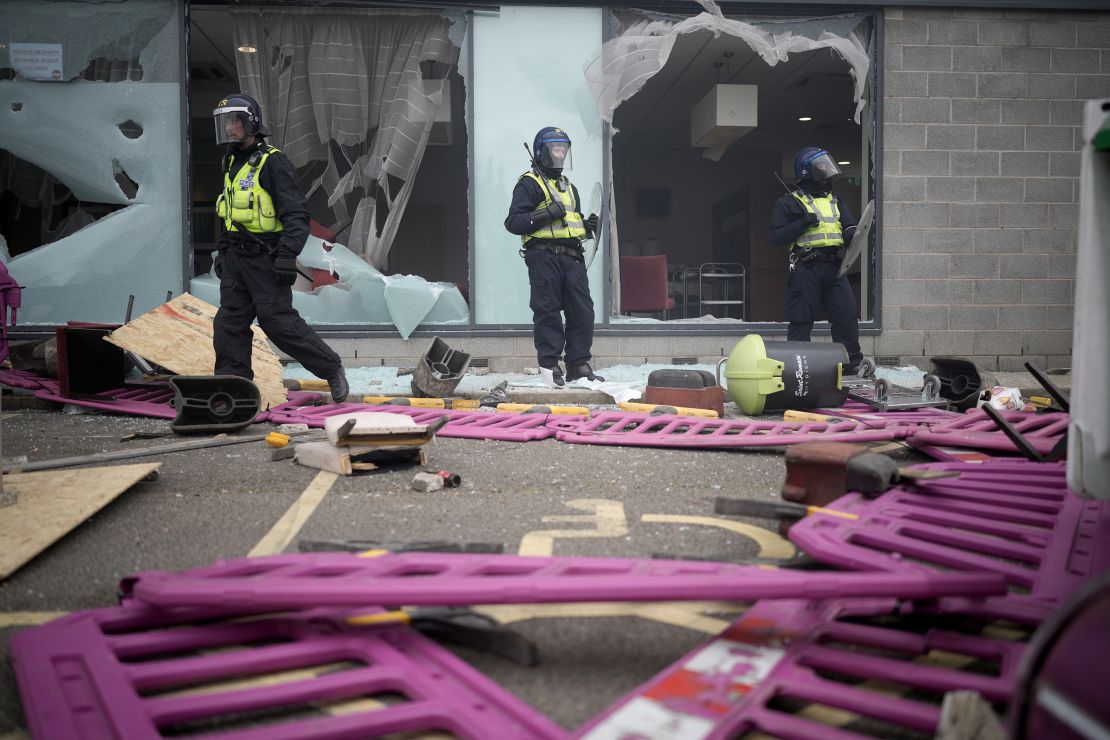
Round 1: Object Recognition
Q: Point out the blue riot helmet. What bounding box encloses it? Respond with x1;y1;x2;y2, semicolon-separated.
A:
213;93;267;146
794;147;842;185
533;127;573;173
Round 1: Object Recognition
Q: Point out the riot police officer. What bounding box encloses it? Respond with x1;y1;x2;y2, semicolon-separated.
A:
504;127;603;387
769;146;862;374
211;94;349;402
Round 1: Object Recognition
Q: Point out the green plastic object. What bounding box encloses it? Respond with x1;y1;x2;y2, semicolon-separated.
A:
724;335;850;415
723;335;786;415
1094;124;1110;152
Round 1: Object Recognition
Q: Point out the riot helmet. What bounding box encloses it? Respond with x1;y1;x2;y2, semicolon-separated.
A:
533;127;573;174
213;93;266;146
793;147;842;186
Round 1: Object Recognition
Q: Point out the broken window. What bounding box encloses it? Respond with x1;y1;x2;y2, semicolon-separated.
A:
586;1;875;325
470;5;606;326
187;5;470;337
0;0;184;325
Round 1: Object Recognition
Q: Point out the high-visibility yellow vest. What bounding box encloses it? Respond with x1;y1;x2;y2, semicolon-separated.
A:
520;171;587;244
791;191;843;249
216;147;283;234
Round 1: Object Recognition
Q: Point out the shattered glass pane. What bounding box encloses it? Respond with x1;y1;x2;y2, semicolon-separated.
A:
189;238;468;339
587;6;870;132
232;8;463;268
0;0;179;83
472;6;604;325
0;0;184;325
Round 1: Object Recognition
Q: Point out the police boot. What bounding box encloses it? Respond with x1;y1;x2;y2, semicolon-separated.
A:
539;365;565;388
566;363;604;382
327;369;350;403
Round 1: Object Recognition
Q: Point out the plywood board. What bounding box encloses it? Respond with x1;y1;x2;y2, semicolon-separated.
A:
105;293;286;410
0;463;161;580
294;442;427;476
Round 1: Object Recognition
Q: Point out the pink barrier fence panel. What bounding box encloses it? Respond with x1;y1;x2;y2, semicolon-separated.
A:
34;382;178;419
10;603;565;740
264;402;565;442
0;261;19;364
787;461;1110;620
575;597;1029;740
0;369;59;391
909;410;1068;456
911;444;1012;463
814;406;964;427
121;552;1005;612
551;412;911;449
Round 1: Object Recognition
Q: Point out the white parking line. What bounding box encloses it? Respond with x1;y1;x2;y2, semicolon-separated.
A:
249;471;337;557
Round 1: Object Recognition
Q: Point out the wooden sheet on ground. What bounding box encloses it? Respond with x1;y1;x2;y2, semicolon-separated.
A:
105;293;285;410
0;462;161;580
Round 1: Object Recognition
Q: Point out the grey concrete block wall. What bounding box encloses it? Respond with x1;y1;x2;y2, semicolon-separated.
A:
881;7;1107;369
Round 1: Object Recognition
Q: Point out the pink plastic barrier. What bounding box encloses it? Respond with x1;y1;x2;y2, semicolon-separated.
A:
121;552;1005;612
11;603;564;740
0;369;180;418
551;411;912;449
35;382;178;419
788;461;1109;623
576;596;1029;740
0;368;54;391
913;444;1015;463
909;409;1068;456
264;402;566;441
0;261;20;364
814;405;963;427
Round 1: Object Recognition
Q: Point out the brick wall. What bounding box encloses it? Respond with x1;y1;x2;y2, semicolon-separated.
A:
880;6;1109;370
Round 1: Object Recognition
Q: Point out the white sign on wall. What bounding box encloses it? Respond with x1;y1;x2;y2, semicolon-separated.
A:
10;43;64;81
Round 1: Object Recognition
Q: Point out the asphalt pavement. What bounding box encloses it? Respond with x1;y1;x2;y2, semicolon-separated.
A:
0;402;805;734
0;365;1067;734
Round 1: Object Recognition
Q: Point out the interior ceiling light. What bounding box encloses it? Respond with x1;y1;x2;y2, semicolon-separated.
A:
838;160;850;165
798;116;812;122
237;45;257;53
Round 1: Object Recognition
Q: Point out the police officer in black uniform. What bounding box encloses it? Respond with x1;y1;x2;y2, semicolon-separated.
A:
769;146;862;374
211;94;349;402
504;127;603;387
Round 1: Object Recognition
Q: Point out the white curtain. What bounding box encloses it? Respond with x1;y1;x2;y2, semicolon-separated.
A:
232;8;461;268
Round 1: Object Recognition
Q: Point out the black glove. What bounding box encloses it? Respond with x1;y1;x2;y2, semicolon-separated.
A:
273;255;299;286
213;253;224;280
529;200;566;227
584;213;599;238
802;212;819;227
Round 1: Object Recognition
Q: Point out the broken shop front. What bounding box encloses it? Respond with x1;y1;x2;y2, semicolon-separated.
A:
0;0;876;339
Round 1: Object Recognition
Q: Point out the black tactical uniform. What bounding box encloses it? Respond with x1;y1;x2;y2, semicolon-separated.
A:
769;147;863;372
503;127;602;387
211;94;347;401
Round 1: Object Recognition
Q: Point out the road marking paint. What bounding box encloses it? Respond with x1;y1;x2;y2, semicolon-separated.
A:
518;498;628;556
0;612;66;628
641;514;795;560
249;471;337;557
476;601;742;635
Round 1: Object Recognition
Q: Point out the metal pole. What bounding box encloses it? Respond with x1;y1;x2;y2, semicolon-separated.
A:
0;391;12;507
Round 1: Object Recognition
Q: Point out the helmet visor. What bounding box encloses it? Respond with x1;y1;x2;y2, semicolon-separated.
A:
538;139;572;171
213;106;251;146
802;150;842;183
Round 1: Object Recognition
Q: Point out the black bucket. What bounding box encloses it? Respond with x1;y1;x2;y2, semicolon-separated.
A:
929;356;996;411
764;340;849;411
170;375;260;434
723;335;848;414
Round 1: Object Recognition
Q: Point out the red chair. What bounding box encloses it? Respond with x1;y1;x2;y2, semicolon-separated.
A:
620;255;676;319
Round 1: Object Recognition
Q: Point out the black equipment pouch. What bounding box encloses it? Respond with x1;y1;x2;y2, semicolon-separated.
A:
524;241;584;263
